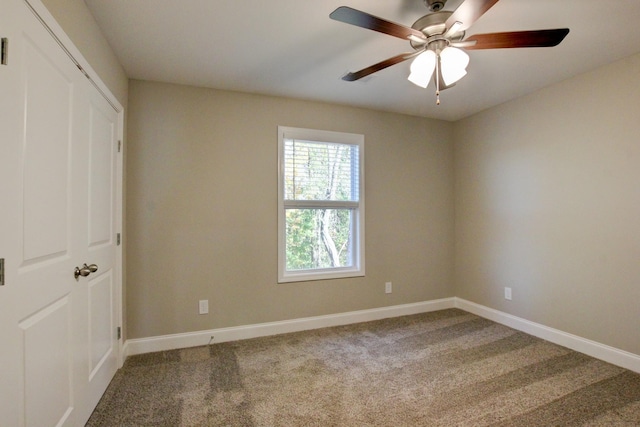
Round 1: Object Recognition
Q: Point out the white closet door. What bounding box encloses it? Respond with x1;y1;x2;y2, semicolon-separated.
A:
0;1;121;425
80;77;120;423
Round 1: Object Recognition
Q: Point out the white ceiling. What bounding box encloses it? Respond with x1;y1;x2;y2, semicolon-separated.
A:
85;0;640;121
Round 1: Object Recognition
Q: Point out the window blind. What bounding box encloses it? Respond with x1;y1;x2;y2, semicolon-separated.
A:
283;139;359;202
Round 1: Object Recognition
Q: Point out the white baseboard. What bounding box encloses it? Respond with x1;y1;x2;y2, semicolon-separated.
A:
455;298;640;374
122;297;640;374
124;298;456;357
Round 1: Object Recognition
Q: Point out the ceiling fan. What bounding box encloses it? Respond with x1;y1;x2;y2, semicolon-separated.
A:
330;0;569;104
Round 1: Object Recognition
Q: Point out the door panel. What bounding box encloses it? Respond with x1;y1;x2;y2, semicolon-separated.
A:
89;271;113;379
21;35;73;262
88;99;115;248
19;297;73;427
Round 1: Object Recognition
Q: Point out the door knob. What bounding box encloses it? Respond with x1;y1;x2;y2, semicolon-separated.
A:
74;265;91;280
74;263;98;280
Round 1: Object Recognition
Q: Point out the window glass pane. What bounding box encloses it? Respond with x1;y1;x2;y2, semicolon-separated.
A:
284;139;359;202
285;208;353;271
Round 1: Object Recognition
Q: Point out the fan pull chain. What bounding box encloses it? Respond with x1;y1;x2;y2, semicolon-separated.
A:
435;55;441;105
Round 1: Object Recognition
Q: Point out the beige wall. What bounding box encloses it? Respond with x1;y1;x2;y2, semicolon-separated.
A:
126;80;455;339
40;0;128;106
454;53;640;355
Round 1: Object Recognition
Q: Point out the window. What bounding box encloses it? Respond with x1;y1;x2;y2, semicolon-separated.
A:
278;126;364;283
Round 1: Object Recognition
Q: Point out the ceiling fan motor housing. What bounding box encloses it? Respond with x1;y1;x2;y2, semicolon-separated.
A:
410;11;465;50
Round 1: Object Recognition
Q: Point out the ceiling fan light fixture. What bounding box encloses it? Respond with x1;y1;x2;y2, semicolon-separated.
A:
440;46;469;85
408;50;436;88
442;67;467;86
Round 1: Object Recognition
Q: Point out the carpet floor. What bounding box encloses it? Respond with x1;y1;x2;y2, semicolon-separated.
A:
87;309;640;426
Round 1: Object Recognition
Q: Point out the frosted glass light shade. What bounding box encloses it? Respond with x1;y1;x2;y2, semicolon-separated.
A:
440;46;469;86
408;50;436;88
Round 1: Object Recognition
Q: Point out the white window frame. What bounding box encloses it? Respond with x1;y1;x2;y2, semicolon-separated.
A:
278;126;365;283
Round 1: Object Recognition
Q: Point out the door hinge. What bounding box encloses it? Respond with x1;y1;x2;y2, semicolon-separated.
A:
117;140;121;153
117;326;121;340
1;38;8;65
0;258;5;286
116;233;121;246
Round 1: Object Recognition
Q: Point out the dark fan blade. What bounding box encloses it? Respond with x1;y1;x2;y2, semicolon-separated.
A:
342;52;419;82
445;0;500;32
463;28;570;50
330;6;427;42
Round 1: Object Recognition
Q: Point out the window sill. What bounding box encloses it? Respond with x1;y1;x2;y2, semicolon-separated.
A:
278;268;364;283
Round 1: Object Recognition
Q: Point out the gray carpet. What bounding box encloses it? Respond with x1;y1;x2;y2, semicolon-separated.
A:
87;309;640;426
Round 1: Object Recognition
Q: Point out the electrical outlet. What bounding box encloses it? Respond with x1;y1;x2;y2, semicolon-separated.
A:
504;287;512;301
199;299;209;314
385;282;392;294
